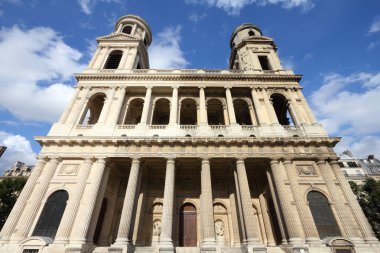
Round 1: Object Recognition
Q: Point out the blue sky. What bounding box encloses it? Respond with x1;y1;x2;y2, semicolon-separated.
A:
0;0;380;172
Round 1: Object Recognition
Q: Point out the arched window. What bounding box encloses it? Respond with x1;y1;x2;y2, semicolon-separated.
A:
124;98;144;124
122;25;132;34
207;99;225;125
152;98;170;125
103;50;123;69
307;191;341;239
33;190;68;239
234;99;253;125
80;93;106;125
180;98;197;125
270;94;294;126
248;30;255;36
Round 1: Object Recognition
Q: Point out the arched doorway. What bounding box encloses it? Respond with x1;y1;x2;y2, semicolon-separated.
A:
179;203;197;247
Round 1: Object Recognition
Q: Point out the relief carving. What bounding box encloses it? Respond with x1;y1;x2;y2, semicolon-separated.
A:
297;166;316;176
152;220;161;237
59;164;79;175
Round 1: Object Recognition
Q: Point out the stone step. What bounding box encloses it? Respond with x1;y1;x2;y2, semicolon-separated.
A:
175;247;201;253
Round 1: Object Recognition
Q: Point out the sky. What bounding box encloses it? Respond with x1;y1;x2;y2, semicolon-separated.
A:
0;0;380;173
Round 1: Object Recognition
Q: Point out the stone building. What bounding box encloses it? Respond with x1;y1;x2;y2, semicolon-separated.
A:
0;15;379;253
1;161;33;179
359;155;380;180
337;151;368;185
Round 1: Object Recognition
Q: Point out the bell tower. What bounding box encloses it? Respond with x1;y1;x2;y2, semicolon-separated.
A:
84;15;152;73
229;23;286;73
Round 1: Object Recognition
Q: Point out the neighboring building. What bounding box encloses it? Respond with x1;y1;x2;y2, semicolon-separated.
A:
338;150;368;184
359;155;380;180
1;161;33;179
0;15;379;253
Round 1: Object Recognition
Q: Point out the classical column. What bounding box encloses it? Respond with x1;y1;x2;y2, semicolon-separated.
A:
248;105;257;125
59;87;81;124
250;88;265;125
0;157;47;242
268;160;304;244
119;48;130;69
287;102;300;126
87;47;101;69
114;158;142;245
11;157;59;242
199;87;208;125
159;158;176;250
93;47;108;69
69;158;109;244
223;105;230;125
228;175;242;246
169;86;179;125
140;86;152;125
54;158;94;244
283;160;319;243
98;87;117;123
295;89;317;124
258;193;276;246
235;159;262;246
109;86;127;124
125;47;138;69
66;87;91;124
261;89;278;124
200;158;216;248
329;161;378;244
287;89;307;124
225;87;237;124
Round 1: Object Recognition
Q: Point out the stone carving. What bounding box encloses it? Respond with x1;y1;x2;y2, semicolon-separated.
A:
215;220;224;236
214;204;227;213
152;203;163;213
59;164;79;175
297;166;316;176
153;220;161;237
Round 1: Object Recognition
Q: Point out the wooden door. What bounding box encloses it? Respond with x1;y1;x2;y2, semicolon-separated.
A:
179;203;197;246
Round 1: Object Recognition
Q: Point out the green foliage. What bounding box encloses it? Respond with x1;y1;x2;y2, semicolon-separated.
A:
349;178;380;239
0;177;27;229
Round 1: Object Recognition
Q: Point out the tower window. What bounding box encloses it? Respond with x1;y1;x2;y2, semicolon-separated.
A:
248;30;255;36
122;25;132;34
104;50;123;69
258;55;271;70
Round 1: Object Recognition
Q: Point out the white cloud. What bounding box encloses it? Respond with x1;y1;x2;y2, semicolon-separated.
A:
0;131;36;174
309;72;380;157
0;26;85;123
185;0;315;15
77;0;122;15
149;26;189;69
368;17;380;34
189;12;207;23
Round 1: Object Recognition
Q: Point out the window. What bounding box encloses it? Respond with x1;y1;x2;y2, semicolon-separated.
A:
347;162;358;168
271;94;294;126
258;55;271;70
122;25;132;34
248;30;255;36
33;190;68;239
307;191;341;239
23;250;39;253
79;93;106;125
104;50;123;69
356;170;363;177
343;171;348;177
338;162;345;168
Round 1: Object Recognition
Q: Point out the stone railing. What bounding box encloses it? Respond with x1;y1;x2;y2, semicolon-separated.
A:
76;124;94;129
241;125;260;131
210;125;227;130
118;124;136;129
180;125;198;130
149;125;167;130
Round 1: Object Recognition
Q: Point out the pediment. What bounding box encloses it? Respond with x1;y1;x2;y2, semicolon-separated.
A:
19;236;53;246
97;33;139;42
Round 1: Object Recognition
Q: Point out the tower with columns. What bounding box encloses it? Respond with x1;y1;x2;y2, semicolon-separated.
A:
0;15;379;253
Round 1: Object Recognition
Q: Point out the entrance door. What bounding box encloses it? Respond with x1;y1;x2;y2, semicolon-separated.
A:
179;203;197;246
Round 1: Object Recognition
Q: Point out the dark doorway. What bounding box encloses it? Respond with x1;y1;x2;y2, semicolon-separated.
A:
179;203;197;246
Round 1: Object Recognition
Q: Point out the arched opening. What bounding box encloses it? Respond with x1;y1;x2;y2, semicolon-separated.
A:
270;94;294;126
80;93;106;125
124;98;144;124
93;198;107;244
213;203;230;246
307;191;341;239
152;98;170;125
180;98;197;125
32;190;68;239
234;99;253;125
248;30;255;36
104;50;123;69
179;203;197;247
122;25;132;34
207;99;225;125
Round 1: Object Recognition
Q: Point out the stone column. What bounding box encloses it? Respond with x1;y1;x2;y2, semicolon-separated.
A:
125;47;138;69
251;88;265;125
169;86;179;125
114;158;142;245
287;102;300;126
88;47;101;69
261;89;278;124
59;87;81;124
225;88;237;124
258;193;276;246
140;86;152;125
66;87;91;124
223;105;230;125
93;47;108;69
11;157;59;242
54;158;94;244
69;158;108;244
0;157;47;242
228;175;241;246
119;48;130;69
109;86;127;124
287;89;307;124
234;169;247;243
200;158;216;249
295;89;317;124
98;87;117;123
159;158;176;251
235;159;262;247
329;161;378;244
283;160;320;244
248;105;257;125
199;87;208;125
269;160;304;244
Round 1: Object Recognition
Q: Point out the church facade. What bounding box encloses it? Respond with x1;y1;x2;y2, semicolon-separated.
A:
0;15;379;253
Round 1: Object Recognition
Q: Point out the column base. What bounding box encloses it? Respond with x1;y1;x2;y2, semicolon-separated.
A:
305;237;321;246
364;237;380;245
288;237;305;247
109;243;134;253
201;239;217;253
246;246;267;253
159;239;175;253
65;242;95;253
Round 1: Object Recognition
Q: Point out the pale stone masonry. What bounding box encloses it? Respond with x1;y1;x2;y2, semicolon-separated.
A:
0;14;379;253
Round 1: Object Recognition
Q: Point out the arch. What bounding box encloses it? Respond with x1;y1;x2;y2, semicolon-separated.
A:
32;190;69;239
248;30;255;36
307;191;341;239
152;98;170;125
124;98;144;124
104;50;123;69
270;93;294;126
79;93;106;125
180;98;197;125
122;25;132;34
207;98;225;125
233;99;253;125
179;203;197;247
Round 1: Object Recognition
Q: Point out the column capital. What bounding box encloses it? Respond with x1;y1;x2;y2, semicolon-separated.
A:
145;85;153;89
166;157;175;164
329;159;340;165
236;158;246;164
198;86;206;89
84;157;96;163
131;157;141;164
282;159;292;165
201;157;210;164
224;85;232;90
316;159;327;165
269;159;279;165
171;85;179;89
96;157;108;165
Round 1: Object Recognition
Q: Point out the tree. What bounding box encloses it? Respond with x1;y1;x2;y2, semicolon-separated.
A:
349;178;380;239
0;177;27;229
